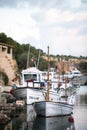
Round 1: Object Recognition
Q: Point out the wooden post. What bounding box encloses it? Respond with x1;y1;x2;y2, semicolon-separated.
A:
47;46;50;101
0;86;1;99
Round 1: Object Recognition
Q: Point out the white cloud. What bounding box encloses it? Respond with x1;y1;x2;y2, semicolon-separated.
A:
66;0;81;9
45;8;87;25
45;9;79;24
0;7;40;42
0;0;87;56
39;23;87;56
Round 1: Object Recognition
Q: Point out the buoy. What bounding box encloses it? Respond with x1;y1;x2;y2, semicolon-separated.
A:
68;116;74;123
9;89;13;95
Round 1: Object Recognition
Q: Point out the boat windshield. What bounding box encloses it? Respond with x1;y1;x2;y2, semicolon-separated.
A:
24;74;37;82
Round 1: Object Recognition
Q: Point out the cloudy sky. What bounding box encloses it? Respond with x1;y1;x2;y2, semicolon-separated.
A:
0;0;87;56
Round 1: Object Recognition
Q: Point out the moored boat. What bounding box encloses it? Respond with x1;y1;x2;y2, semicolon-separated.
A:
34;101;73;117
34;46;75;117
12;67;46;104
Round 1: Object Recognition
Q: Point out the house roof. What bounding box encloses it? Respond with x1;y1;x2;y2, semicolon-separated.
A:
0;42;14;48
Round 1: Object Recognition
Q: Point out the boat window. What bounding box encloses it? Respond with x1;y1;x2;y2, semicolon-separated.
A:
74;72;80;74
24;74;37;81
70;72;72;74
33;74;37;81
38;74;40;81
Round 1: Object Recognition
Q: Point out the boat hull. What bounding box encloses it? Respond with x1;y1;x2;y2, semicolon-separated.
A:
13;87;45;104
34;101;73;117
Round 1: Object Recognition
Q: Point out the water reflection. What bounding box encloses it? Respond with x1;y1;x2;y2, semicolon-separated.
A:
73;85;87;130
4;105;75;130
4;115;75;130
33;115;75;130
74;86;87;106
4;105;36;130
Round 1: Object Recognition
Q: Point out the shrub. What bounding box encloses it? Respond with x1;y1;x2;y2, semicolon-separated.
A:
0;71;9;85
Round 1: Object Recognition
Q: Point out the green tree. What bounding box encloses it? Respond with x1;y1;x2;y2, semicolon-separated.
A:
0;32;7;43
79;62;87;73
38;58;48;71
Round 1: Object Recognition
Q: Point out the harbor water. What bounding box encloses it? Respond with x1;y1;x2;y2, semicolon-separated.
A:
2;85;87;130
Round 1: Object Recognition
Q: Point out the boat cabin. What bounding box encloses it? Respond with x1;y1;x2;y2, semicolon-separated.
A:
21;67;45;88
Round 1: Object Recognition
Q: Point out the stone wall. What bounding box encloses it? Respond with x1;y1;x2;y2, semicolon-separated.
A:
0;43;18;85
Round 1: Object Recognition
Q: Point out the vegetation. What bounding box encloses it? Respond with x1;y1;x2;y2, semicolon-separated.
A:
0;71;8;85
0;33;49;72
79;62;87;73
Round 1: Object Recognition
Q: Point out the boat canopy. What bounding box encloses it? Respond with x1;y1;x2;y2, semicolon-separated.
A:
22;67;42;74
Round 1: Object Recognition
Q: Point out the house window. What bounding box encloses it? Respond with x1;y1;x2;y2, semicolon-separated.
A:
2;47;6;52
7;47;10;54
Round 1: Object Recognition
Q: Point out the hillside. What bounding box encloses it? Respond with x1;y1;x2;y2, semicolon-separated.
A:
0;32;87;85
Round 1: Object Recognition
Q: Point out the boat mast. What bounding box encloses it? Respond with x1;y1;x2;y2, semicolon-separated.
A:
37;50;41;69
26;44;30;68
47;46;50;101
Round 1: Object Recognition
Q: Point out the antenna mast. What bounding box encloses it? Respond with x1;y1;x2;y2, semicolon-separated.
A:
37;50;41;68
27;44;30;68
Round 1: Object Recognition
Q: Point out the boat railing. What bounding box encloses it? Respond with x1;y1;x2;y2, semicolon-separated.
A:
26;80;46;88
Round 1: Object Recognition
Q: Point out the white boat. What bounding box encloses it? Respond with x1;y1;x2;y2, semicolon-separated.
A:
64;67;82;78
12;67;46;104
12;81;74;105
13;87;46;104
34;93;75;117
34;46;75;117
12;45;47;105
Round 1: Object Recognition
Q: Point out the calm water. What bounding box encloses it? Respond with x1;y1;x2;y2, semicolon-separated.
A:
3;85;87;130
73;85;87;130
